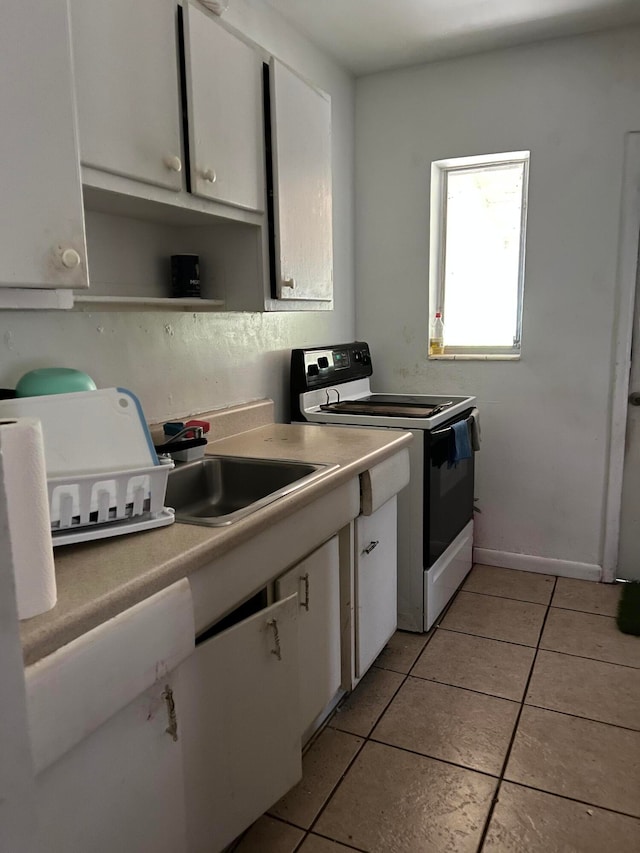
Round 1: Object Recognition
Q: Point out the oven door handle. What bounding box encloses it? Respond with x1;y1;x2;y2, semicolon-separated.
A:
432;413;472;437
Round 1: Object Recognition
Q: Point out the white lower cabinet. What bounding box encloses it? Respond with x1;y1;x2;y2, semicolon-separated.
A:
355;497;398;678
181;593;301;853
29;580;195;853
276;536;342;739
35;672;188;853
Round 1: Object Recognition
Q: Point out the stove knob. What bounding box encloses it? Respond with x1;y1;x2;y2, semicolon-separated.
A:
307;363;320;377
353;351;362;362
318;356;329;369
361;351;371;365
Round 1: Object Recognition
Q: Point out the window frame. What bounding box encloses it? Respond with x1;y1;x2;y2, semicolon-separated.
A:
428;150;530;359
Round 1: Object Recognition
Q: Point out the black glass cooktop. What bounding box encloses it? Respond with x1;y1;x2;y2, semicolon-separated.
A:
319;395;454;418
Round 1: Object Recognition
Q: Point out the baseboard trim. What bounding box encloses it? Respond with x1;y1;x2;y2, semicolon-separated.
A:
473;548;602;582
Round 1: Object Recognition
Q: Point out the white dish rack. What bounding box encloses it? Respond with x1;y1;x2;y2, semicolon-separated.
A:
0;386;177;546
49;458;175;547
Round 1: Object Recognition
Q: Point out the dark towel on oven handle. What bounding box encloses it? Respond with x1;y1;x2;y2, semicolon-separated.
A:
449;419;472;468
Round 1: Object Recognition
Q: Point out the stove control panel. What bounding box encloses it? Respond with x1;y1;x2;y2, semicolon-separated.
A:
290;342;374;410
304;348;350;377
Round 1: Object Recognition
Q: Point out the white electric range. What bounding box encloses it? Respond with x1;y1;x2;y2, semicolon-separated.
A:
290;341;478;632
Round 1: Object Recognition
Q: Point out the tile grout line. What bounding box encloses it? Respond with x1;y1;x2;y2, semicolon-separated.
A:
295;830;368;853
300;574;505;848
364;736;502;781
474;576;559;853
404;673;524;704
235;574;632;851
437;625;541;650
435;625;640;670
461;585;621;619
301;597;453;848
271;571;554;851
535;646;640;671
521;701;640;734
498;779;640;823
391;671;640;734
460;587;555;606
303;654;416;841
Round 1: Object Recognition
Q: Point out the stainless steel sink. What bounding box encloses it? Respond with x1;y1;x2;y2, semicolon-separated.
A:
165;455;337;526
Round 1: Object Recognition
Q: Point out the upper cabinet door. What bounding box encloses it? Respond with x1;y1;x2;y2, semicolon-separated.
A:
70;0;183;191
183;2;264;212
0;0;87;290
270;59;333;302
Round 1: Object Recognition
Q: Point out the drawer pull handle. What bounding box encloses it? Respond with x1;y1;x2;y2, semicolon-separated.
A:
301;572;310;611
162;685;178;742
267;618;282;660
362;540;379;555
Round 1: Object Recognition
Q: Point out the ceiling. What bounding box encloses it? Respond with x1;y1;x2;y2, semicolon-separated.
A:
263;0;640;75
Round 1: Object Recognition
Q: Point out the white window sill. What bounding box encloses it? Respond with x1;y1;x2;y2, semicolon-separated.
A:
429;353;521;361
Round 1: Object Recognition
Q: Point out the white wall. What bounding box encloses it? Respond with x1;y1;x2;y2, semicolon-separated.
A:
355;27;640;571
0;0;355;425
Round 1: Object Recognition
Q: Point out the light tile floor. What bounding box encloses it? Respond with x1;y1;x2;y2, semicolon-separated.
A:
232;566;640;852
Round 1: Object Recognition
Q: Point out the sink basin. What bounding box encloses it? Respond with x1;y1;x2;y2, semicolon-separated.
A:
165;455;337;526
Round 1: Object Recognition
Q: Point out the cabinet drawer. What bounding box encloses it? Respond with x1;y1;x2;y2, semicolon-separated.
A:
360;448;410;516
25;579;194;774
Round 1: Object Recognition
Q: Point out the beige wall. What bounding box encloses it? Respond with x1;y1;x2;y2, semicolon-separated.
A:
355;27;640;570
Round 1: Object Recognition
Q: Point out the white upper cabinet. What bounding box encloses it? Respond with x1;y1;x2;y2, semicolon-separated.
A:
183;2;264;212
0;0;87;291
269;58;333;302
70;0;183;191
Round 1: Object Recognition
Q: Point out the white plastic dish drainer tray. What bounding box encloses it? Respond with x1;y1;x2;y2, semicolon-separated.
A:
0;387;176;545
49;457;175;546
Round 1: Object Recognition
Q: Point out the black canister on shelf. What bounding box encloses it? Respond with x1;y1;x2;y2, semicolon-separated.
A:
171;254;201;298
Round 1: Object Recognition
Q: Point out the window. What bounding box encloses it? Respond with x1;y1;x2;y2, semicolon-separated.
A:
429;151;530;358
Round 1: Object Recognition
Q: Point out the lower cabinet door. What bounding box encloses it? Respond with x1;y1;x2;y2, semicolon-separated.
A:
34;671;188;853
182;594;301;853
276;536;341;738
355;497;398;678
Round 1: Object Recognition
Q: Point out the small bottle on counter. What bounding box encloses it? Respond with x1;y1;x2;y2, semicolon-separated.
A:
429;312;445;355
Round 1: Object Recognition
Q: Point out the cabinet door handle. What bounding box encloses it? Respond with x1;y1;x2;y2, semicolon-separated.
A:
202;168;216;183
267;618;282;660
301;572;310;611
162;684;179;742
362;540;379;555
281;277;295;289
164;155;183;173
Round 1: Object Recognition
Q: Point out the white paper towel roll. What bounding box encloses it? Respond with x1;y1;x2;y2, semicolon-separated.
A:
0;418;56;619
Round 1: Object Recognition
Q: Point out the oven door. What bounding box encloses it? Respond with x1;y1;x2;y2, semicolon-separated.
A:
424;411;475;568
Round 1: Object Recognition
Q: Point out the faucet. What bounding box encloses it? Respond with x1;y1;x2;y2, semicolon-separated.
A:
154;420;210;463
